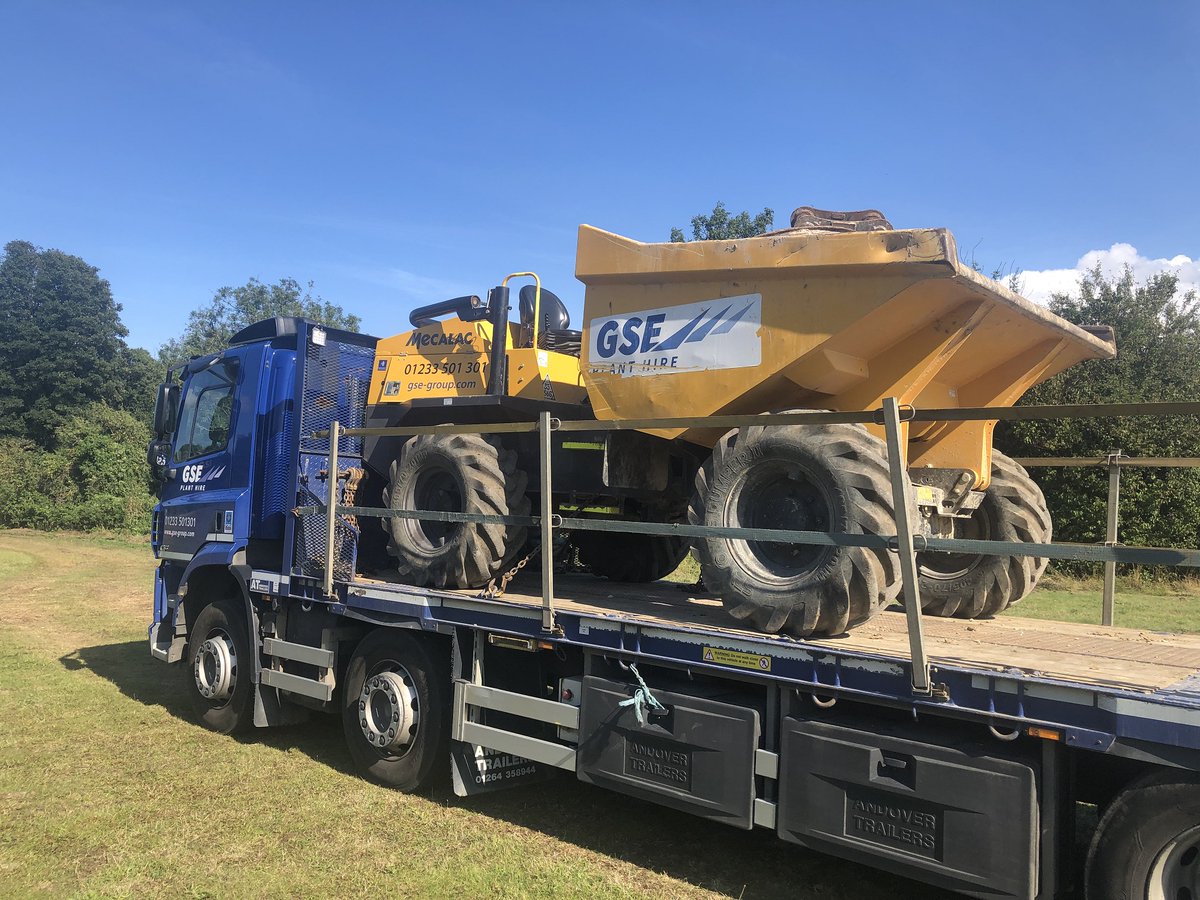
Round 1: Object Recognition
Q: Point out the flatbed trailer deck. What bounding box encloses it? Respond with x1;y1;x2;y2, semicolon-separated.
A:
313;570;1200;760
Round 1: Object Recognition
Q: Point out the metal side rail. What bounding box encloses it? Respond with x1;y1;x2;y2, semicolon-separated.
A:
261;637;336;702
452;681;578;770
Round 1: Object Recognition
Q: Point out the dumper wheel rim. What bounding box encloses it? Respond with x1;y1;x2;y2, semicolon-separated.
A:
410;465;462;550
382;433;529;589
690;415;909;638
342;629;448;792
732;457;833;578
916;450;1050;618
917;507;991;582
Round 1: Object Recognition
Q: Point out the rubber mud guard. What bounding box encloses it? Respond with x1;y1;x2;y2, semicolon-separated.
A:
576;676;759;829
777;717;1037;899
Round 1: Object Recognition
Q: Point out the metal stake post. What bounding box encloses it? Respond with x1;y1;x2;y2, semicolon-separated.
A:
538;411;557;632
881;398;931;694
323;421;340;597
1102;450;1122;626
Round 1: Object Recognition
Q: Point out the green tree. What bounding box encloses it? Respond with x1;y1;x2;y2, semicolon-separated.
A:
0;240;162;446
0;404;155;532
670;201;774;242
160;277;361;367
995;266;1200;562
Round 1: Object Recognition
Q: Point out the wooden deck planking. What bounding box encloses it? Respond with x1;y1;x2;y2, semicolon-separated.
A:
459;574;1200;693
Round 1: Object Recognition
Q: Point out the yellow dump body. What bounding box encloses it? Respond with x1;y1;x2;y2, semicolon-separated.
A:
576;225;1116;487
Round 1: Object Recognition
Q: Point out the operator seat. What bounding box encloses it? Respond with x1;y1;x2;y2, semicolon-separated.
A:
518;285;582;356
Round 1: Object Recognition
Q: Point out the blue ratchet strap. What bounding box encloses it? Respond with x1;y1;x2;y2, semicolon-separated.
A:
618;664;667;725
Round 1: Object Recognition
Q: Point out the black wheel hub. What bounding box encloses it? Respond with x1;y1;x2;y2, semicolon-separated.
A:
412;467;462;548
738;462;831;575
921;507;991;581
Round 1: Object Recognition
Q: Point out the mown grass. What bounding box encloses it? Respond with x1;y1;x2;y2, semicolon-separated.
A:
2;530;1196;899
0;529;949;899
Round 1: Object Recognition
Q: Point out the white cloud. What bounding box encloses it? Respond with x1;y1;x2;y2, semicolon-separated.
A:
1018;243;1200;305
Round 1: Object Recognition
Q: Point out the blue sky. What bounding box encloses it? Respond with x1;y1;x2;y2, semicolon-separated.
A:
3;2;1197;353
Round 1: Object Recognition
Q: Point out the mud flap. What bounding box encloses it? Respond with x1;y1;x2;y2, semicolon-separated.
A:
777;717;1038;899
575;675;759;829
450;740;558;797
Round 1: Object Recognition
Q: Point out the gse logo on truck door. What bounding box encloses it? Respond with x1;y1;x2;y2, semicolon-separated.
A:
587;293;762;377
180;464;226;488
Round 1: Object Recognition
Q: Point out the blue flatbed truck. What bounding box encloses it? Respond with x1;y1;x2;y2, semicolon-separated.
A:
147;317;1200;899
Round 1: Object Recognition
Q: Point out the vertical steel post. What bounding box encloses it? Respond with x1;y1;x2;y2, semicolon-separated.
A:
881;398;931;694
538;411;557;632
323;421;340;597
1102;450;1122;626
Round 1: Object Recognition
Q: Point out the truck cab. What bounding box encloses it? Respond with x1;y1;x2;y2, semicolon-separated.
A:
147;317;374;664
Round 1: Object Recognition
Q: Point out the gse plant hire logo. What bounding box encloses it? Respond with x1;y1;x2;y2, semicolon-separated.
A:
587;294;762;377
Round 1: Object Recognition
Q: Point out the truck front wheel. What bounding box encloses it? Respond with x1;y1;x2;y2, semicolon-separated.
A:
186;599;253;734
341;629;449;792
1085;769;1200;900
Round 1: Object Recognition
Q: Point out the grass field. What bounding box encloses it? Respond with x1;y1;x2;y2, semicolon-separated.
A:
1;530;1196;898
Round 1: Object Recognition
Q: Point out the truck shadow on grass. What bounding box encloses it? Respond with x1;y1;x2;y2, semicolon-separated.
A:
65;638;949;900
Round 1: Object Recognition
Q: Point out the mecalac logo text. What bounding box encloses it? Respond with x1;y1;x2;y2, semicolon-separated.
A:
587;294;762;378
406;332;475;348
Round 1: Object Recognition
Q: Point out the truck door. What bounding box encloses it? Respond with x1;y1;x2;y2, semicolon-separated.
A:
156;349;261;562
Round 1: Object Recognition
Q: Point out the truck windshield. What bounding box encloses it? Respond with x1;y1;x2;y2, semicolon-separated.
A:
173;359;240;463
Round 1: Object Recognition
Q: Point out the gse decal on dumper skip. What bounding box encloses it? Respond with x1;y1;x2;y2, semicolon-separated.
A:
587;294;762;377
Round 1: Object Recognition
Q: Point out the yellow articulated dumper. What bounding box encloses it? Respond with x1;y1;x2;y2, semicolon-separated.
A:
360;207;1115;638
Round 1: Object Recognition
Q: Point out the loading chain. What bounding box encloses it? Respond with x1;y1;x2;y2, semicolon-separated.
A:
340;467;364;528
479;545;541;600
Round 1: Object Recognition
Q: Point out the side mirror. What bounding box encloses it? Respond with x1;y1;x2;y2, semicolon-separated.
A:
147;438;172;487
153;383;180;437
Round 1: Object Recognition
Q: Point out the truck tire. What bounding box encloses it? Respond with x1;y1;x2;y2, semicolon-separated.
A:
574;530;690;583
1085;768;1200;900
916;450;1051;618
383;433;529;589
186;599;253;734
341;628;449;792
689;416;910;637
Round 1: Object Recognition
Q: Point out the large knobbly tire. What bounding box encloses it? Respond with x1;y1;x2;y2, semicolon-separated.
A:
342;628;449;792
574;530;690;583
1085;768;1200;900
382;433;529;589
916;450;1051;618
689;415;911;638
186;599;254;734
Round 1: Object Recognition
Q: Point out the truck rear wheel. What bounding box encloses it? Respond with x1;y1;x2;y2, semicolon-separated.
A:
341;628;449;792
689;417;910;637
383;433;529;589
916;450;1051;618
574;529;690;583
186;599;253;734
1085;769;1200;900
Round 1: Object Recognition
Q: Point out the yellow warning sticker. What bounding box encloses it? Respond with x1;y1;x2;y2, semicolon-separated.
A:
702;646;772;672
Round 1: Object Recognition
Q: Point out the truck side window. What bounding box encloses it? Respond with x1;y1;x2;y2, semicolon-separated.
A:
174;360;239;463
